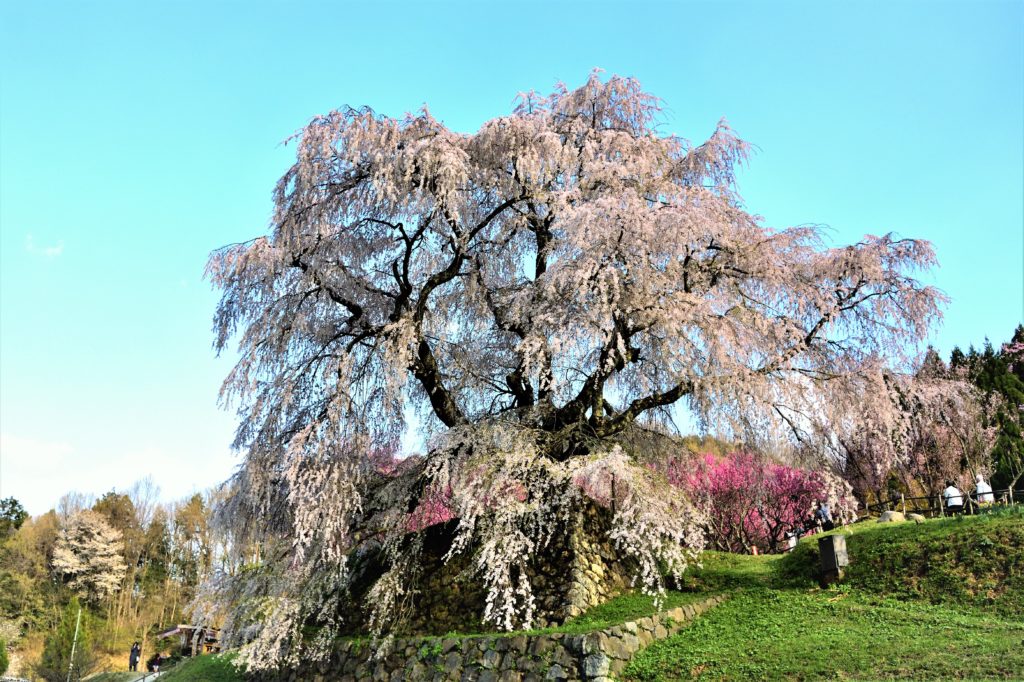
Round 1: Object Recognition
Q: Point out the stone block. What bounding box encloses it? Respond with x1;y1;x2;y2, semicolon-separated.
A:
445;653;462;674
603;636;632;661
506;635;528;655
544;663;567;680
586;633;608;655
481;649;501;669
529;637;553;657
551;647;576;669
582;653;610;678
563;634;584;654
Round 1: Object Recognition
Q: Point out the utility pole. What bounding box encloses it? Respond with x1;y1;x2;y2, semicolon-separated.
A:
66;606;82;682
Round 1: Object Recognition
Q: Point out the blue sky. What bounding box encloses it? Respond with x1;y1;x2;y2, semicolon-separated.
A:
1;0;1021;515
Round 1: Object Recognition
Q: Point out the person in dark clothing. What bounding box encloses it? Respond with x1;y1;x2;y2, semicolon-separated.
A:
129;642;141;672
814;501;834;532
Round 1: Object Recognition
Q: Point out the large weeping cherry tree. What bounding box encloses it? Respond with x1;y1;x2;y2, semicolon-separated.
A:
203;73;943;669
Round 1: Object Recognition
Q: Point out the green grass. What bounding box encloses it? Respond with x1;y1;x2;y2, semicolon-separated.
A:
625;507;1024;681
624;587;1024;681
778;505;1024;614
678;551;779;591
87;673;142;682
537;590;712;635
156;654;242;682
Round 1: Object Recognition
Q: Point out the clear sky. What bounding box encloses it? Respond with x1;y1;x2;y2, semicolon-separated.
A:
1;0;1021;515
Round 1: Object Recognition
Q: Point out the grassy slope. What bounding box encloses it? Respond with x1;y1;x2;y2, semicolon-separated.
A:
626;507;1024;681
525;590;713;636
781;507;1024;615
157;654;240;682
625;587;1024;681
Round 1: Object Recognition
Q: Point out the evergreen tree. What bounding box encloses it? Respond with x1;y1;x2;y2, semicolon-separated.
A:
36;597;96;682
0;498;28;539
951;326;1024;491
950;345;967;370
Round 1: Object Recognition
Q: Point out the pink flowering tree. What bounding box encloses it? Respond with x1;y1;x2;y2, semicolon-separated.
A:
904;352;997;498
668;452;855;554
203;72;942;669
840;350;996;504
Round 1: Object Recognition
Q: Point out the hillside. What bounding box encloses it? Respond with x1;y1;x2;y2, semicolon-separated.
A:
627;506;1024;681
780;505;1024;615
83;508;1024;681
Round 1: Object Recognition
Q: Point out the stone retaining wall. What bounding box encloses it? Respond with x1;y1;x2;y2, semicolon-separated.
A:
403;505;633;634
261;594;725;682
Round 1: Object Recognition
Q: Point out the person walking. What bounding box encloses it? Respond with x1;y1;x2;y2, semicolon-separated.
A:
129;642;141;672
943;480;964;515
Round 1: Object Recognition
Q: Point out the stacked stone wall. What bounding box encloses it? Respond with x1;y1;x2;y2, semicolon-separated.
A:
404;504;633;633
258;594;725;682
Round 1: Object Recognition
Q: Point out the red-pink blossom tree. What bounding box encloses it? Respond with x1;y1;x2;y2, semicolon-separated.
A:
203;72;942;668
669;452;855;554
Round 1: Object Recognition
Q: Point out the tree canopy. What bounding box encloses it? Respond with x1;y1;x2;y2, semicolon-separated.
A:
951;325;1024;490
206;73;942;669
0;498;28;540
51;510;127;604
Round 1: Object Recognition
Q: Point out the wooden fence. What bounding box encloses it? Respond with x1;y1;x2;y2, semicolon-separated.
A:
861;487;1024;520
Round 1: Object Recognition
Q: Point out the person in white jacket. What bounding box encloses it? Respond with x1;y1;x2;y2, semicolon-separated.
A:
942;481;964;515
975;474;994;504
